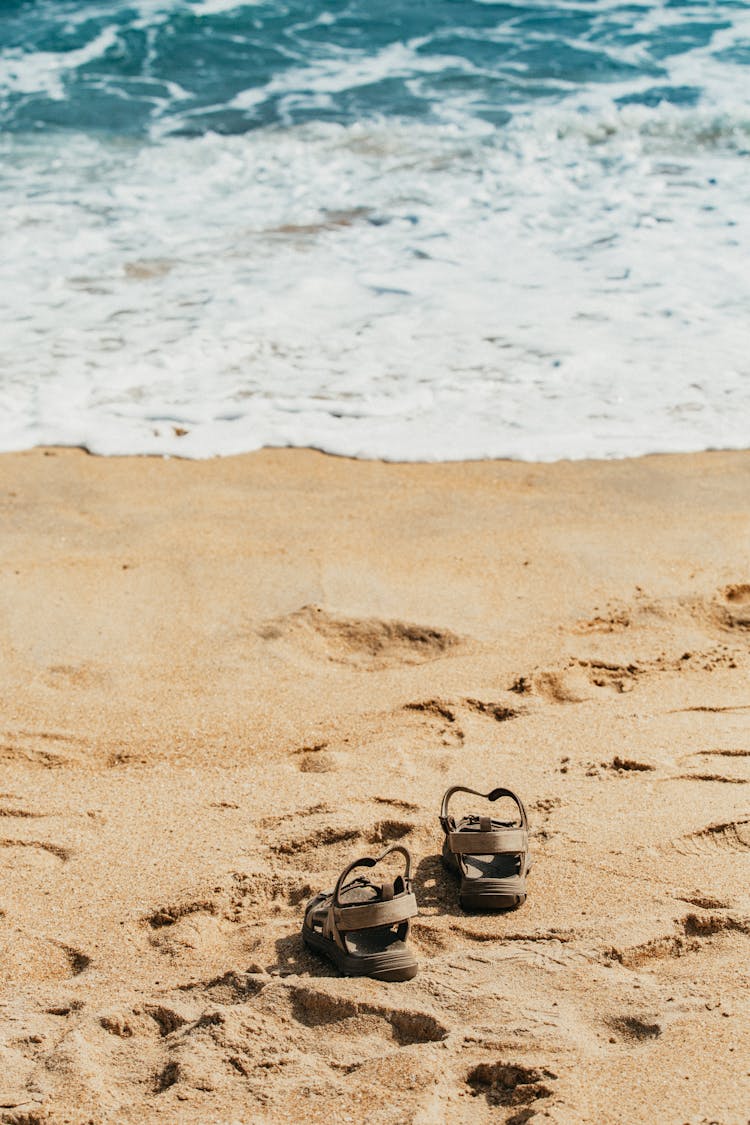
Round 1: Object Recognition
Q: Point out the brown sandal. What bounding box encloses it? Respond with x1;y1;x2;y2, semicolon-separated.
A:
302;844;418;981
440;785;531;911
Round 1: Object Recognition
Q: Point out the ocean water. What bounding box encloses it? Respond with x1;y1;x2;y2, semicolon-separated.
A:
2;0;749;460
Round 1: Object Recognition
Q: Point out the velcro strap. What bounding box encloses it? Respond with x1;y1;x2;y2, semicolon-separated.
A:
333;892;418;931
449;828;527;855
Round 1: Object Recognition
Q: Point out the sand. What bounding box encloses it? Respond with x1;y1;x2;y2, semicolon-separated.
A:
0;446;748;1125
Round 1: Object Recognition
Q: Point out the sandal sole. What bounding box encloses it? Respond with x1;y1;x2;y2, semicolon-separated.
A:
302;927;418;982
443;853;529;913
459;891;526;912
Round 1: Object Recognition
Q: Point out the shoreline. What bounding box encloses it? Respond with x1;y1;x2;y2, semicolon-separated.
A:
8;440;750;466
1;446;748;1122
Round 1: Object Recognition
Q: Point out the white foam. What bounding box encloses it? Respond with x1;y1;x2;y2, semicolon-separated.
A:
0;26;120;99
1;104;749;461
191;0;262;13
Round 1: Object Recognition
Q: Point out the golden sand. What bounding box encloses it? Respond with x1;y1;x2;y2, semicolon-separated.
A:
0;447;748;1123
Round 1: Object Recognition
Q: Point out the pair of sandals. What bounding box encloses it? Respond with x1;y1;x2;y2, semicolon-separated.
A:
302;785;531;982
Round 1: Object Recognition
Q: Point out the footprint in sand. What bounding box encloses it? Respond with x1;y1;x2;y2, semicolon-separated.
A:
367;818;416;846
678;583;750;635
675;748;750;785
292;693;522;776
175;970;268;1008
529;639;745;705
146;899;218;930
577;585;750;636
269;824;361;865
451;926;587;974
714;583;750;631
142;1005;191;1037
606;1015;662;1043
258;604;462;670
141;978;448;1104
0;838;71;868
465;1061;556;1110
403;696;521;743
282;981;448;1045
0;728;88;768
610;912;750;969
269;816;414;870
673;817;750;856
529;660;642;702
0;932;90;983
147;910;237;969
402;698;466;745
292;742;342;773
142;869;323;975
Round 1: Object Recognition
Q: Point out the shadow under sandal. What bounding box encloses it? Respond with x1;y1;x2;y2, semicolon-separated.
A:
302;844;418;981
440;785;531;912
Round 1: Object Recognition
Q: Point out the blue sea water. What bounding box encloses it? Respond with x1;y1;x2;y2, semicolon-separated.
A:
1;0;749;458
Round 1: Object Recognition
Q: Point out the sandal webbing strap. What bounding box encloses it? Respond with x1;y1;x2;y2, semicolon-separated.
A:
333;892;418;931
448;828;527;855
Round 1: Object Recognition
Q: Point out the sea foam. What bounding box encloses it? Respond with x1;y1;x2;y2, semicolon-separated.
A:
1;0;749;460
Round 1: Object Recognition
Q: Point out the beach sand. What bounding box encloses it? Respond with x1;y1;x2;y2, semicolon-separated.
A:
0;446;748;1124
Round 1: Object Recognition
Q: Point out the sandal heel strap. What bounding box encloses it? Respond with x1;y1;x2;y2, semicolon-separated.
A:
440;785;529;833
448;828;527;854
333;844;412;906
333;892;418;931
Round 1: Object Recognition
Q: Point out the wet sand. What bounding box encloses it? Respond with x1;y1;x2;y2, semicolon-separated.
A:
0;446;748;1124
